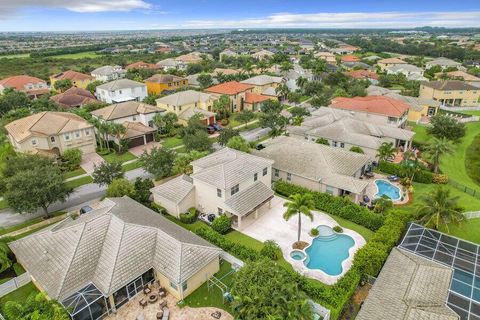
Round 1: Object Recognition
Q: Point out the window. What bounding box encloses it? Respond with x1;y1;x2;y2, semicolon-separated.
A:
332;141;337;147
31;139;37;146
217;188;222;198
132;116;137;121
274;169;279;177
50;136;56;143
326;185;334;194
254;173;258;181
340;142;345;148
263;167;268;176
287;173;292;181
170;282;177;290
85;130;90;136
75;132;81;139
64;134;70;141
231;184;239;196
182;281;188;292
218;208;223;215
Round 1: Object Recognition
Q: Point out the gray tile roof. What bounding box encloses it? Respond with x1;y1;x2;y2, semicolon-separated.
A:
422;80;478;91
91;101;164;120
156;90;214;107
224;181;274;216
241;75;283;86
97;79;146;91
191;148;274;189
150;174;194;204
356;248;459;320
252;136;370;194
10;197;221;301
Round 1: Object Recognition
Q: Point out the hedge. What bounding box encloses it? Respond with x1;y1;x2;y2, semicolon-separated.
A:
377;160;433;184
274;181;384;231
179;207;198;224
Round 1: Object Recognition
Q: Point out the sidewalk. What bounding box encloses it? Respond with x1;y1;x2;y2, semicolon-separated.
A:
0;213;66;239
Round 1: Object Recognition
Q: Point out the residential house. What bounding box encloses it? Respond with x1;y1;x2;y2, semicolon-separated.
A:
50;70;93;90
90;65;125;82
156;58;187;72
144;74;188;95
341;61;371;71
243;92;272;111
155;90;217;125
91;101;164;148
287;108;414;159
10;196;222;320
344;70;379;84
341;55;361;63
95;79;147;104
314;51;337;64
425;57;464;71
50;87;99;109
438;70;480;87
330;96;410;127
219;49;238;62
0;75;49;98
252;136;370;203
5;111;96;156
367;85;440;123
252;49;274;61
175;52;205;64
212;68;240;77
125;61;160;70
385;64;427;81
240;75;284;95
205;81;255;112
377;58;407;71
419;80;480;107
151;148;274;230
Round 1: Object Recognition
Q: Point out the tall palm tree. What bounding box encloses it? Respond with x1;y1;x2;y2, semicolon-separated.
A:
402;149;415;161
275;84;290;101
109;123;127;153
280;61;293;73
295;76;308;91
283;193;315;243
376;142;396;162
423;137;454;173
416;187;464;232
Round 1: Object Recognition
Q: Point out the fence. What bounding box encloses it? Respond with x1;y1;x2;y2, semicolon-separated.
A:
464;211;480;220
440;106;480;112
0;272;31;298
448;179;480;200
220;251;244;268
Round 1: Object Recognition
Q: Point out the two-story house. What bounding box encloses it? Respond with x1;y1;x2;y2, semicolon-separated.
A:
240;75;284;96
205;81;255;112
419;80;480;107
385;64;427;81
90;65;125;82
5;111;96;156
50;70;94;91
0;75;50;98
156;58;187;72
330;96;410;128
151;148;274;230
377;58;407;71
95;79;147;104
145;74;188;95
91;101;165;148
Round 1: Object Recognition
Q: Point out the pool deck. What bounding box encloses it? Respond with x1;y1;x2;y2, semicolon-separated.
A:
241;196;366;285
365;173;409;205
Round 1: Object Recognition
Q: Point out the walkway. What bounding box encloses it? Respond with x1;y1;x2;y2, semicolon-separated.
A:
0;214;66;239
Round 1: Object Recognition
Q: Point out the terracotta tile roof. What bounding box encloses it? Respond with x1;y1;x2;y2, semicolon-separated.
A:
331;96;410;117
345;70;379;80
51;70;93;81
341;55;361;62
50;87;98;109
244;92;271;104
0;75;47;91
125;61;159;70
205;81;254;95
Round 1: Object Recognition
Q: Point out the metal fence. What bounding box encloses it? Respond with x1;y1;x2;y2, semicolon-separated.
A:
448;179;480;200
0;272;31;298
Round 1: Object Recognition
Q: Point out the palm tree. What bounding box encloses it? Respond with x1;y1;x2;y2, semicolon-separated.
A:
280;61;293;73
283;193;315;243
275;84;290;101
295;76;308;91
416;187;464;232
376;142;396;161
402;149;415;161
109;123;127;153
423;137;454;173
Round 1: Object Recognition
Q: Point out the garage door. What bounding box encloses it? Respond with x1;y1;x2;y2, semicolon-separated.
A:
145;133;154;143
128;136;145;148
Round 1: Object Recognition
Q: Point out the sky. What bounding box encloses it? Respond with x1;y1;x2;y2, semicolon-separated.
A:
0;0;480;32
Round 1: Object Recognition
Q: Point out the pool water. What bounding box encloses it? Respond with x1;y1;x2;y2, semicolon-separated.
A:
375;179;401;201
304;226;355;276
291;250;306;260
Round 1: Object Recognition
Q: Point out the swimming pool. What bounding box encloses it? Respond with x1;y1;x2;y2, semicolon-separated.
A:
375;179;401;201
301;225;355;276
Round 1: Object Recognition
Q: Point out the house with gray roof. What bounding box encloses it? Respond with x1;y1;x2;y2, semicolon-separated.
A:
240;75;284;96
10;196;222;320
385;64;427;81
426;57;464;71
90;65;125;82
151;148;274;229
95;79;147;104
252;136;371;202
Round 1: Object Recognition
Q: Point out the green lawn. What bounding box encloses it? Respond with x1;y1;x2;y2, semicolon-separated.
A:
0;282;39;310
122;160;143;172
224;230;265;251
0;53;30;59
183;260;234;313
65;176;93;189
0;199;8;210
409;122;429;145
0;211;65;236
101;151;137;164
324;213;374;241
162;136;183;149
460;110;480;117
50;51;102;59
63;167;86;179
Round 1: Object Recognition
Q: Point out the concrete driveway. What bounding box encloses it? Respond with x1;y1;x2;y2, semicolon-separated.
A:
241;196;366;284
80;152;105;174
129;141;161;157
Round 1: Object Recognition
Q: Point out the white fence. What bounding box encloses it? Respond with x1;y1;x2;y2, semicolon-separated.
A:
220;251;244;268
309;300;331;320
0;272;31;298
464;211;480;220
440;106;480;112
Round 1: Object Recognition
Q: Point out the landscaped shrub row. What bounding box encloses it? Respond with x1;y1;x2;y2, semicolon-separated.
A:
377;160;433;184
179;207;198;224
274;181;384;231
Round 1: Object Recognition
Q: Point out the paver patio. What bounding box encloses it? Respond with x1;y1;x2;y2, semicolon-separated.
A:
80;152;105;173
241;196;366;285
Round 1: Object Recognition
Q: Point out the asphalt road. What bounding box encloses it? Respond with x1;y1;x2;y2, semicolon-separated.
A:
0;168;150;228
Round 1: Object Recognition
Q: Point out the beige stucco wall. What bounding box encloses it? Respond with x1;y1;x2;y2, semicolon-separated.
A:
209;89;253;113
303;135;378;160
250;83;280;95
419;85;480;107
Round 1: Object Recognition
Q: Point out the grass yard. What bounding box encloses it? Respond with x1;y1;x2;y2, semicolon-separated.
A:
63;167;86;179
161;136;183;149
0;53;30;59
460;110;480;117
50;51;102;59
224;230;265;251
122;160;143;172
101;151;137;164
325;213;374;241
183;260;234;313
409;122;429;145
444;218;480;244
0;282;39;311
65;176;93;189
0;199;8;210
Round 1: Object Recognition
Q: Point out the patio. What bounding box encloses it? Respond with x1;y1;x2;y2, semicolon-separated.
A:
241;196;366;285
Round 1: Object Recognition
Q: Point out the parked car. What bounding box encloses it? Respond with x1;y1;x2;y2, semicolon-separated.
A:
255;144;266;150
80;206;93;215
212;123;223;131
207;125;215;134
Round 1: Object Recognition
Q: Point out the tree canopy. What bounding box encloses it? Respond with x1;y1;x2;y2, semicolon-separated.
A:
140;147;176;179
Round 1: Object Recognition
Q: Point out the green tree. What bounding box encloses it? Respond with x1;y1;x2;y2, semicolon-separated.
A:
140;147;176;179
53;79;73;92
218;127;240;146
295;76;308;90
154;112;178;135
183;130;212;152
197;73;214;88
143;94;160;106
213;94;231;119
0;240;12;273
92;161;124;186
373;195;393;214
109;122;127;153
280;61;294;73
85;80;103;94
106;178;136;197
427;114;466;142
423;137;454;173
61;148;82;171
172;150;208;175
227;136;250;153
236;109;255;128
287;91;302;105
259;100;288;138
132;177;154;206
416;187;464;232
260;240;282;260
231;259;313;320
290;106;310;118
0;88;31;116
376;142;396;161
4;292;70;320
349;146;364;154
283;193;315;243
275;83;290;100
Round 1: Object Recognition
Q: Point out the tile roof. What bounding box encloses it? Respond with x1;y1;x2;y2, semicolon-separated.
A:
151;175;194;204
224;181;274;216
422;80;478;91
427;57;461;67
5;111;93;143
51;70;93;81
341;55;361;62
9;197;221;301
331;96;410;117
212;68;240;76
145;74;186;84
244;92;271;104
205;81;254;95
0;75;46;90
443;70;480;82
91;101;163;120
155;90;213;107
345;70;379;80
121;121;156;139
126;61;159;70
91;65;124;76
50;87;98;109
385;64;423;73
378;57;407;64
367;85;440;111
240;75;283;86
356;248;459;320
191;148;273;189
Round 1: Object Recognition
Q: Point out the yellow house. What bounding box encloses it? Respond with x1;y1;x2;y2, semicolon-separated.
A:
377;58;407;71
419;80;480;107
240;75;284;95
145;74;188;95
406;97;441;122
50;70;93;91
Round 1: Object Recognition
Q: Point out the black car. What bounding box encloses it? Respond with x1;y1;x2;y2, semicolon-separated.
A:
79;206;93;215
212;123;223;131
255;144;265;150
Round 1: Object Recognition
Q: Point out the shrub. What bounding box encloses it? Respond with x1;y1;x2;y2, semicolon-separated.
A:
315;138;329;145
61;148;82;171
433;174;449;184
150;203;167;215
211;214;232;234
310;228;319;236
179;207;198;224
377;160;433;183
260;240;282;260
333;225;343;233
106;178;136;198
353;242;389;277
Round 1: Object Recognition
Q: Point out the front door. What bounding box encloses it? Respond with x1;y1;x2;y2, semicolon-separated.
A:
127;277;143;298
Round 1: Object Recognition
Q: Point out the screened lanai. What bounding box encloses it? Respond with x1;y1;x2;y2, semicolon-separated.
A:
62;283;110;320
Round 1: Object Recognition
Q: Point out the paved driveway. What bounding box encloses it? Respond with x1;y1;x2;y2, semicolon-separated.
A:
129;141;161;157
80;152;105;174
